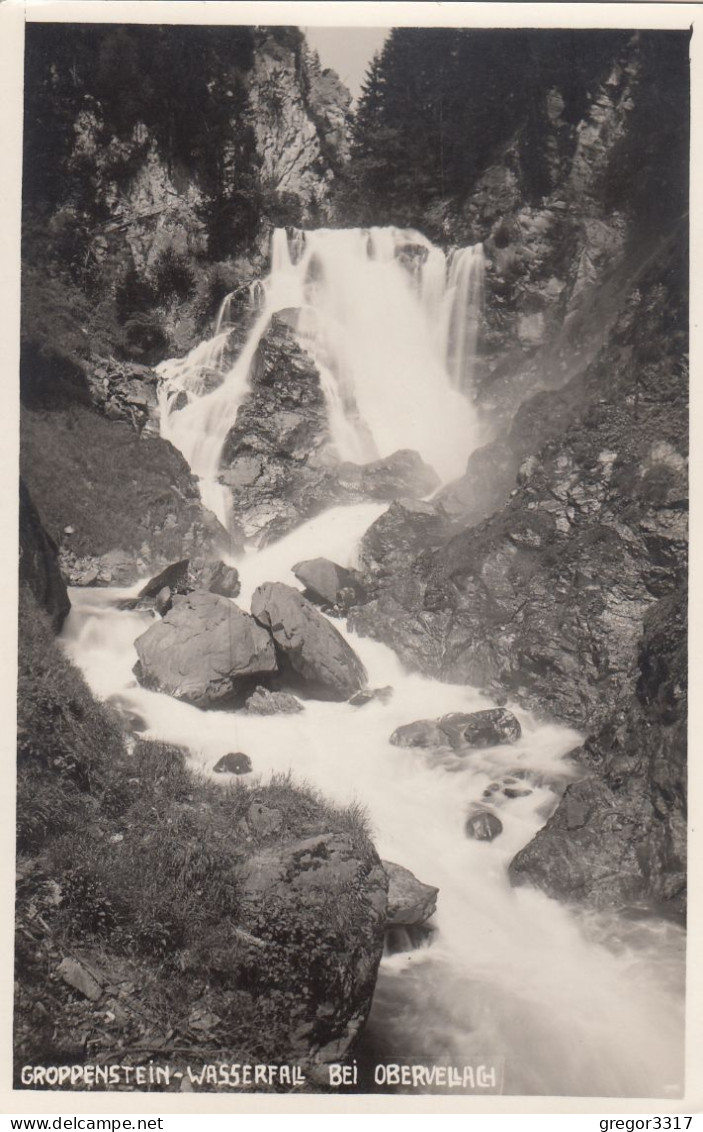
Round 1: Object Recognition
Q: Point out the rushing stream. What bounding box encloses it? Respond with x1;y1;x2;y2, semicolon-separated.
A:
60;227;685;1096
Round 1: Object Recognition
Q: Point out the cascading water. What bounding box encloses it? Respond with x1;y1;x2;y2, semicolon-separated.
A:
61;225;685;1096
61;512;685;1097
156;227;486;529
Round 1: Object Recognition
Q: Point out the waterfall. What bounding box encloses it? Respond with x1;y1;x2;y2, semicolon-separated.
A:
156;227;486;529
443;244;486;391
68;225;684;1096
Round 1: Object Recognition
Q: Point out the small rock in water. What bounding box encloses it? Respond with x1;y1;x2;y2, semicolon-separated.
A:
214;752;252;775
349;686;393;707
482;782;502;798
243;686;303;715
465;811;503;841
503;786;533;799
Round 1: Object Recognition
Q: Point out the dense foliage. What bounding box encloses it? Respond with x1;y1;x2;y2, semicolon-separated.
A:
339;28;689;233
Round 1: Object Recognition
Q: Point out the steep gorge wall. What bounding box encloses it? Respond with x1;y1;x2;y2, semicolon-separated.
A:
346;30;689;915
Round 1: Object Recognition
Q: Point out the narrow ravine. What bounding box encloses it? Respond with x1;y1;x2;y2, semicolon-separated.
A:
60;228;685;1096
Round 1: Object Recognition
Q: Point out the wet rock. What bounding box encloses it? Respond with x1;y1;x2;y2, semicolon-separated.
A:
138;557;240;605
214;752;252;775
154;586;171;617
19;479;70;632
243;686;303;715
439;709;521;748
336;449;440;501
106;695;148;734
359;498;454;583
133;591;277;708
504;786;532;799
389;720;446;749
292;558;367;610
465;811;503;841
349;686;393;707
251;582;366;701
390;709;520;750
510;586;687;915
382;861;438;926
236;831;387;1062
220;315;330;545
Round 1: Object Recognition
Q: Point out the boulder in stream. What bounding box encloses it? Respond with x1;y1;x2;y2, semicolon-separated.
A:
251;582;367;701
390;708;521;750
382;861;439;926
439;708;521;748
138;557;240;611
292;557;367;610
133;591;277;708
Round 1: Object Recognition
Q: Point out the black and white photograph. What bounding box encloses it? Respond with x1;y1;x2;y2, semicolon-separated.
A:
7;0;697;1110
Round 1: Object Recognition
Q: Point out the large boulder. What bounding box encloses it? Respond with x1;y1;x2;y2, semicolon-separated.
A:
236;831;388;1063
390;709;521;750
382;861;438;926
251;582;367;701
133;591;277;708
292;557;367;610
19;479;70;632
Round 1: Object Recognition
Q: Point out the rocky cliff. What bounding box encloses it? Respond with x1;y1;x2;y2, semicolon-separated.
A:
345;31;689;916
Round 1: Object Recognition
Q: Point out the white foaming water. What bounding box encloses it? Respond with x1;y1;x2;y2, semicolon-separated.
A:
156;227;486;527
61;506;685;1097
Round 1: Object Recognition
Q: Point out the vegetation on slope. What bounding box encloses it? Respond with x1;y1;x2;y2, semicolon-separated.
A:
16;588;379;1087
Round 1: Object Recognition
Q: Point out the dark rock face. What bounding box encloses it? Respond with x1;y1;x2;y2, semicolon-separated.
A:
242;686;303;715
22;406;228;587
292;558;367;611
390;709;521;751
510;586;686;913
251;582;366;701
382;861;438;926
236;831;387;1063
213;752;252;775
465;812;503;841
87;360;160;434
19;480;71;632
133;591;277;708
220;314;331;545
